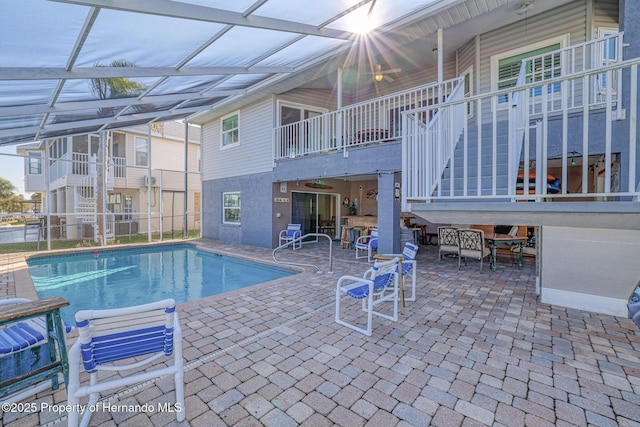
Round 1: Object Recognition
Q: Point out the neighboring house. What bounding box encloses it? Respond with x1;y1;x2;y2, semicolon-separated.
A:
18;121;201;241
191;0;640;318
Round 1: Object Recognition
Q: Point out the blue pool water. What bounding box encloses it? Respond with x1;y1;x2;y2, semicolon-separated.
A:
28;244;295;324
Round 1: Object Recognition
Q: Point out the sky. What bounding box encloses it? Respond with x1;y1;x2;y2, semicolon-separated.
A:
0;145;28;198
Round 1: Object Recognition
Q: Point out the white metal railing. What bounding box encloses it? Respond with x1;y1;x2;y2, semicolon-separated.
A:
403;57;640;205
74;175;96;207
402;79;466;201
111;156;126;178
49;151;72;182
274;78;462;159
519;33;623;115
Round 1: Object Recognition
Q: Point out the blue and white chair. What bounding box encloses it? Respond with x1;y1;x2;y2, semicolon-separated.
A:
399;242;419;302
355;227;378;262
279;223;302;250
0;297;72;405
67;299;184;427
335;257;400;336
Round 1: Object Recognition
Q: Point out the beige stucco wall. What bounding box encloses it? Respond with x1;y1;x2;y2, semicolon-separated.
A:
541;226;640;317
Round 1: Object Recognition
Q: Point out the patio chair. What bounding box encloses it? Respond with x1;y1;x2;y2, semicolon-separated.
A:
438;226;459;261
335;257;400;336
279;223;302;250
67;299;184;427
457;228;491;272
355;227;378;262
0;297;72;404
400;242;419;302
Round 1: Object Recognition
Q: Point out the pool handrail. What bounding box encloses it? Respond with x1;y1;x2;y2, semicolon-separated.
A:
272;233;333;274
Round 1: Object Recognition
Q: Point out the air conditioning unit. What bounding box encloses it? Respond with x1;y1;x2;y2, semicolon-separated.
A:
143;176;157;186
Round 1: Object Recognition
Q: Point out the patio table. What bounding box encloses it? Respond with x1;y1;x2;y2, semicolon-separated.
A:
484;233;526;271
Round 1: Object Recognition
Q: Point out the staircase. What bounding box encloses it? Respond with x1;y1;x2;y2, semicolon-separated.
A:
438;120;514;199
74;176;114;241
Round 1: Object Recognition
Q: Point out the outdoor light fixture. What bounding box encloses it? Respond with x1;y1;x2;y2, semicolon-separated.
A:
569;151;580;166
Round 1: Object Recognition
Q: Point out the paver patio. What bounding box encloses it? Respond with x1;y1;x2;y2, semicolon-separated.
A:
1;239;639;426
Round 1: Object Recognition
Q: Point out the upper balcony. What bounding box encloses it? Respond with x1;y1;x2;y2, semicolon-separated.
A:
273;78;462;161
274;34;638;225
25;151;127;192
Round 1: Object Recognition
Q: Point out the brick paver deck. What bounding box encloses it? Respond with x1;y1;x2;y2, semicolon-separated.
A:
2;239;639;426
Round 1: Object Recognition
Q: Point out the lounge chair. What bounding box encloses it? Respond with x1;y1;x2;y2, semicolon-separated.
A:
279;223;302;250
355;227;378;262
0;297;71;404
335;257;400;336
67;299;184;427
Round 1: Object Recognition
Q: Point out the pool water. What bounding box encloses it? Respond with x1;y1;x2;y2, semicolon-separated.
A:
28;244;295;324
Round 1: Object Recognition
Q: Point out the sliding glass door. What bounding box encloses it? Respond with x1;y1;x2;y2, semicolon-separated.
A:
291;191;337;240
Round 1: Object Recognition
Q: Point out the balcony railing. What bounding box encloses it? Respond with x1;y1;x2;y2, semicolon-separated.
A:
48;153;125;184
518;33;623;115
274;78;462;160
403;57;640;206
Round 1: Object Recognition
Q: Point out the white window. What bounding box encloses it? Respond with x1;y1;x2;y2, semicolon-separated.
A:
491;35;568;104
597;28;619;92
27;152;42;174
223;192;241;224
461;66;474;118
221;112;239;147
135;136;148;166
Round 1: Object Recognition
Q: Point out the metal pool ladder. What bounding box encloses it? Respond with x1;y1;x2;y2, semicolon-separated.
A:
272;233;333;274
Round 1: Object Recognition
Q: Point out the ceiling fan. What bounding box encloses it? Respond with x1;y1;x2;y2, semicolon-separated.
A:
366;64;402;82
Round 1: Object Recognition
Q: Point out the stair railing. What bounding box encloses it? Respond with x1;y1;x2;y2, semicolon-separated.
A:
402;77;465;205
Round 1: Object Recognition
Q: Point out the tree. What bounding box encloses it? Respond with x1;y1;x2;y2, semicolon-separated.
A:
89;60;146;100
0;178;20;213
0;177;16;200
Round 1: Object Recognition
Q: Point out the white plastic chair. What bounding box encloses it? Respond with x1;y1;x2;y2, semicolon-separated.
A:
355;228;378;262
335;257;399;336
67;299;184;427
400;242;419;302
0;297;72;405
279;223;302;250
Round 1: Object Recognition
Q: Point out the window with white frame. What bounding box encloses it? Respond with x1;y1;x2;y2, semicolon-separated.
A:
597;28;619;92
221;112;239;147
223;192;241;224
135;136;148;166
462;66;474;117
492;35;567;104
27;152;42;174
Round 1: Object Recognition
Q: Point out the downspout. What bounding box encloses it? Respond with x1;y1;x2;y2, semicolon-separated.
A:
147;125;152;242
437;28;443;83
184;121;189;239
45;141;51;251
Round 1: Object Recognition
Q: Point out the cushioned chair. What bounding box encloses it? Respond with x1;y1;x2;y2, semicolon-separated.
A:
335;257;399;336
438;226;459;261
279;224;302;250
457;228;491;272
0;297;72;405
355;227;378;262
67;299;184;427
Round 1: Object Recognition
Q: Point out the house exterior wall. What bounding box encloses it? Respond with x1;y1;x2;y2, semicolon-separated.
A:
201;172;273;248
541;225;640;316
201;97;273;181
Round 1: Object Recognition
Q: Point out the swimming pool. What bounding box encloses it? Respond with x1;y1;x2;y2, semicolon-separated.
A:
27;244;295;324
